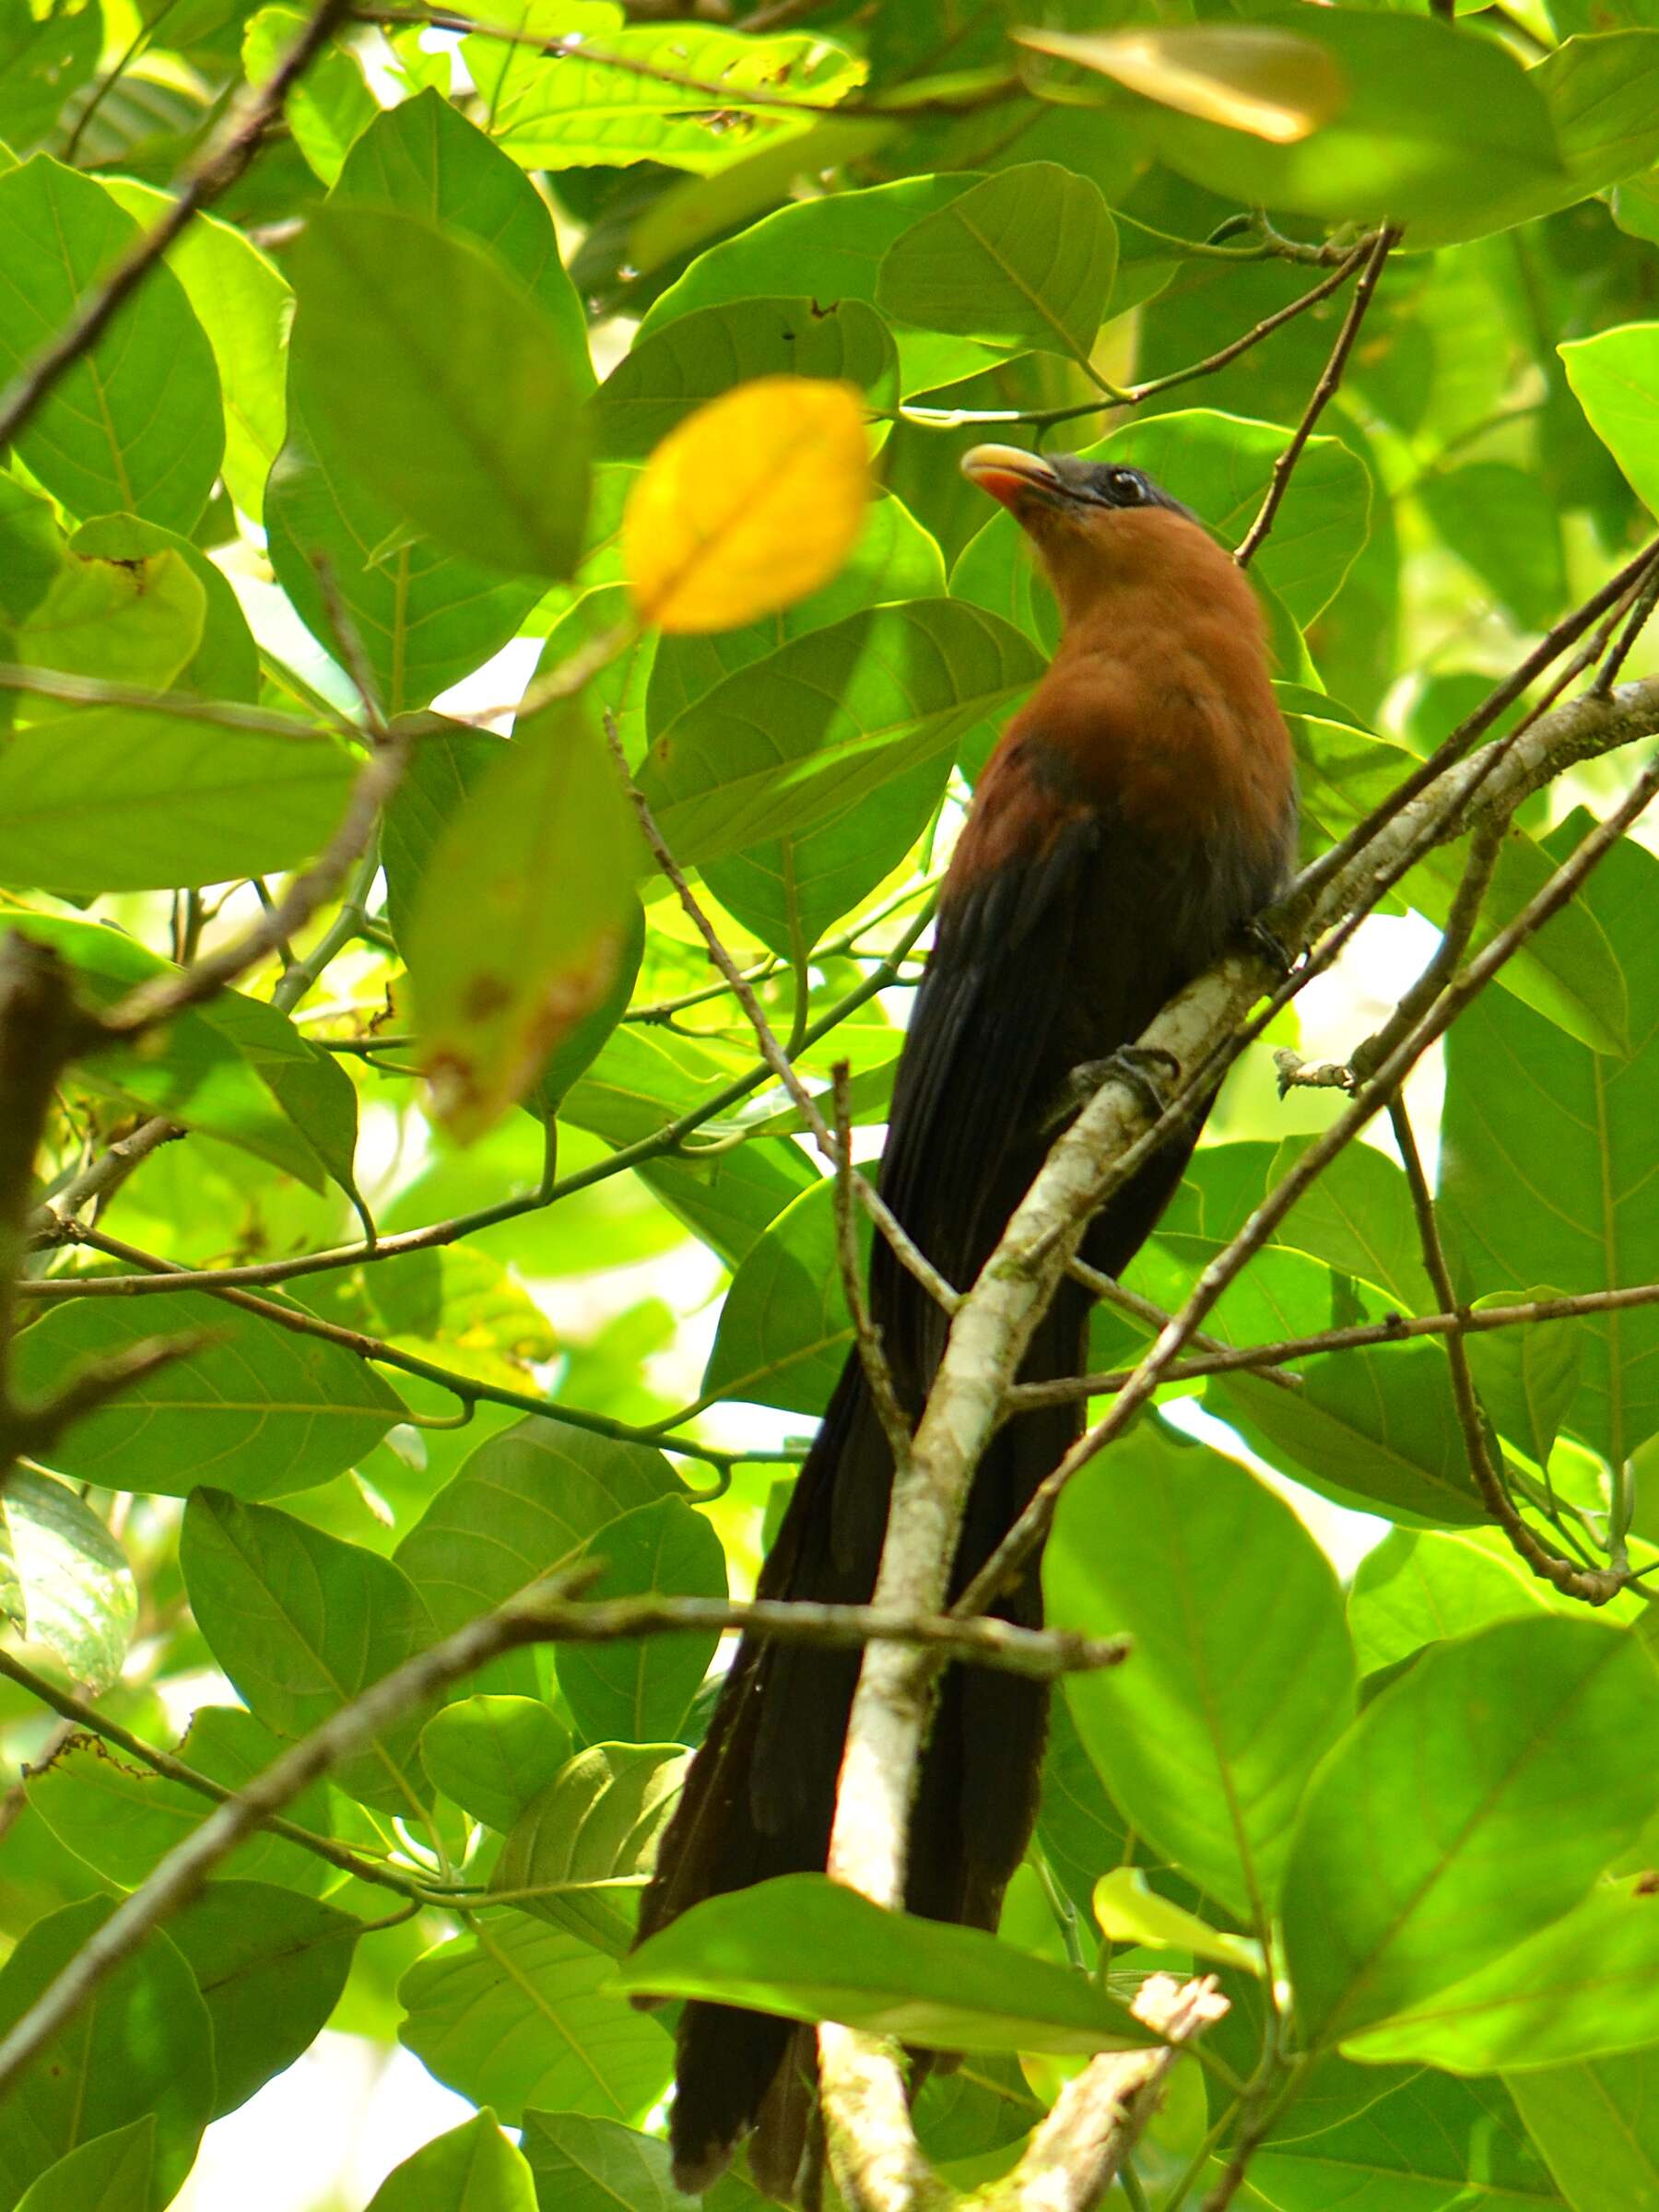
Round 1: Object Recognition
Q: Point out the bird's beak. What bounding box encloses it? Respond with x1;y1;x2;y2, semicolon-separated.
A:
960;444;1065;512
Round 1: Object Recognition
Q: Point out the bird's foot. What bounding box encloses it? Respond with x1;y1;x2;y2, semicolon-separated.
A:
1052;1045;1182;1128
1238;912;1296;977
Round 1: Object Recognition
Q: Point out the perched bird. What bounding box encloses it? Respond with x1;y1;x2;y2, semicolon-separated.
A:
634;445;1299;2200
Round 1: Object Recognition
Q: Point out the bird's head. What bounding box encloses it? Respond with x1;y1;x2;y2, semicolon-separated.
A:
961;444;1217;629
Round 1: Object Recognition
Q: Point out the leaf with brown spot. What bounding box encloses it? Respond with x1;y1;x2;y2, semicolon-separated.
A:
406;702;643;1142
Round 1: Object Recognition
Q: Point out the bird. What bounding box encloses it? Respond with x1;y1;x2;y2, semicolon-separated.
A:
633;443;1300;2202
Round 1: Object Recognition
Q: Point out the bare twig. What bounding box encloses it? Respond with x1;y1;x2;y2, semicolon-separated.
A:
0;0;355;453
1008;1977;1229;2212
1236;226;1397;568
1005;1277;1659;1408
1592;552;1659;699
1389;1096;1622;1603
1067;1258;1298;1394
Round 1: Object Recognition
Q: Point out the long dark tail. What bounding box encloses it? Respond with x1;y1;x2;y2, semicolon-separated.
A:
635;1283;1091;2200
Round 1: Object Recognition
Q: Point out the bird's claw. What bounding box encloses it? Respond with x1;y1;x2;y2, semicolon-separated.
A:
1055;1045;1182;1126
1240;913;1296;977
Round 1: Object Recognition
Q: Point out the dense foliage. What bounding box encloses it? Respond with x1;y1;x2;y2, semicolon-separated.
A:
4;0;1659;2207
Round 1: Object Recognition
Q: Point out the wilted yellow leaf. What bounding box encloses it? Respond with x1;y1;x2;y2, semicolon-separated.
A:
1017;25;1346;147
407;703;642;1143
624;376;871;634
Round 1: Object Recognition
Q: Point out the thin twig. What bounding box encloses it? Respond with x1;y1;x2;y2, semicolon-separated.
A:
1236;227;1397;568
833;1064;914;1470
1592;552;1659;699
0;0;356;453
1067;1258;1299;1394
1389;1096;1621;1603
1005;1277;1659;1408
894;239;1372;439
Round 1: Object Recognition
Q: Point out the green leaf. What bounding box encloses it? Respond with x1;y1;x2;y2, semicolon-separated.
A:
65;514;259;704
0;1897;214;2212
1091;1870;1262;1974
364;2112;536;2212
289;204;590;580
877;162;1115;362
1029;17;1561;232
337;91;594;386
638;174;988;397
421;1697;573;1833
618;1872;1160;2056
168;1880;359;2117
406;702;642;1141
395;1416;680;1694
3;540;205;699
105;182;292;524
181;1488;437;1815
1440;826;1659;1469
265;430;544;715
26;1707;340;1897
1266;1136;1434;1314
555;1496;726;1744
595;295;896;460
1507;2048;1659;2211
0;156;222;530
15;1290;406;1502
494;1741;687;1956
1246;2065;1563;2212
399;1915;671;2124
205;987;369;1225
474;20;862;174
1220;1343;1488;1527
951;408;1368;631
7;912;343;1188
0;708;355;894
1419;462;1569;631
0;1;101;151
1562;322;1659;516
0;1467;135;1693
13;2122;156;2212
1468;1293;1586;1470
1347;1529;1547;1678
519;2114;679;2212
1281;1617;1659;2046
1349;1876;1659;2073
700;1177;858;1416
0;471;63;624
637;599;1041;866
242;6;375;183
1047;1428;1354;1923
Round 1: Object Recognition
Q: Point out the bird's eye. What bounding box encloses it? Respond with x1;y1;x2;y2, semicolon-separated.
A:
1108;469;1146;504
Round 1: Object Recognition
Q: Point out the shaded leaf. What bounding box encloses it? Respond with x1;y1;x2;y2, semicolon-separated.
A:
15;1291;406;1502
620;1872;1161;2055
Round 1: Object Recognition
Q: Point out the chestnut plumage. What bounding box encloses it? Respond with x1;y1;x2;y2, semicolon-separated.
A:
633;446;1299;2200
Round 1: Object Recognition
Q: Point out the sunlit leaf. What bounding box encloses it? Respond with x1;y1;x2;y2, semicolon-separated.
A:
624;376;871;633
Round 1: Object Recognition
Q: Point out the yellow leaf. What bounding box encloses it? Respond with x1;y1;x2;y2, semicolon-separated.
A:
623;376;871;634
1017;26;1346;147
